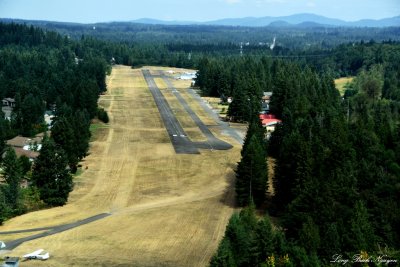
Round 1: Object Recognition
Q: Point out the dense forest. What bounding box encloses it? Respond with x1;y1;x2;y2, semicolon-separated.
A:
0;23;109;222
2;18;400;68
2;18;400;48
0;20;399;265
199;43;400;265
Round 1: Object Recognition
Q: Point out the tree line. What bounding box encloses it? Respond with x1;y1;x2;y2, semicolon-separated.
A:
207;41;400;265
0;23;109;222
6;19;400;50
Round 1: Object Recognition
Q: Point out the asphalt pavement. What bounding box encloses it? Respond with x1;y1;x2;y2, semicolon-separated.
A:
0;213;111;250
143;70;200;154
143;70;234;154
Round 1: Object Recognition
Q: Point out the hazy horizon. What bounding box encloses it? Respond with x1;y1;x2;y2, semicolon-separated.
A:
0;0;399;24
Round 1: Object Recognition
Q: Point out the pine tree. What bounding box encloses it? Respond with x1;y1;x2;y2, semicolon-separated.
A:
349;200;375;251
0;115;7;154
31;137;73;206
320;223;341;259
20;93;45;136
236;135;268;207
0;147;22;211
210;238;237;267
75;79;99;118
255;216;274;263
72;109;91;160
228;87;249;122
241;117;265;158
298;216;320;253
51;116;79;172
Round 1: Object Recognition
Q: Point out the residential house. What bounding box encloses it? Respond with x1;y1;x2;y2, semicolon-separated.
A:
259;114;281;139
261;92;272;113
2;98;15;108
6;135;43;161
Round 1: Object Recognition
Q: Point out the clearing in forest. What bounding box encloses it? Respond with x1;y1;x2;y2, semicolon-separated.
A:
335;76;354;95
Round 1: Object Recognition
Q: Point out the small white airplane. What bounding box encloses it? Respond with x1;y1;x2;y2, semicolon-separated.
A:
23;249;50;260
0;241;6;249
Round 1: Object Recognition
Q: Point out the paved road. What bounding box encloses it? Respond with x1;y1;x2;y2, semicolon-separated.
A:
0;213;110;250
143;70;233;154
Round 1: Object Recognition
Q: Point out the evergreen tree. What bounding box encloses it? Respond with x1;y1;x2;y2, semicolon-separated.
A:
349;200;376;251
236;135;268;207
298;216;320;253
0;147;22;211
20;93;45;136
0;114;8;154
72;109;91;160
228;86;250;122
224;213;252;267
75;79;99;118
31;138;73;206
320;223;341;259
51;116;79;172
18;155;32;175
0;190;11;225
255;216;274;263
210;238;237;267
241;117;265;158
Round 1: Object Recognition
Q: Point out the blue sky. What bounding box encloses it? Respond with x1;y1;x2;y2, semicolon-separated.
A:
0;0;399;23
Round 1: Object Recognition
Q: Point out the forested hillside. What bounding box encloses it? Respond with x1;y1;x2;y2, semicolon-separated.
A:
0;23;109;222
202;43;400;265
3;19;400;47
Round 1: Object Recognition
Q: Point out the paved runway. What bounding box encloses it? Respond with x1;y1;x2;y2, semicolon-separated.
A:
0;213;111;250
142;70;233;154
143;70;200;154
186;88;243;145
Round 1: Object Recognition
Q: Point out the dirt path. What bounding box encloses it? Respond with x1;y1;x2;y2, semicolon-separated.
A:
0;66;240;267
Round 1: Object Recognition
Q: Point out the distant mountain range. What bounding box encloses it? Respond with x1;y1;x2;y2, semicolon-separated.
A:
1;13;399;28
131;13;400;28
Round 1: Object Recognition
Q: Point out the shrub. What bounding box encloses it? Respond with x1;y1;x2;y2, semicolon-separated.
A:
97;108;109;123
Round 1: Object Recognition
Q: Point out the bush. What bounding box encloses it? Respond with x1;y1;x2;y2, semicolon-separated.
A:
97;108;109;123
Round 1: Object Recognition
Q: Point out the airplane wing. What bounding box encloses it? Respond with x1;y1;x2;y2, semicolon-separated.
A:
23;249;44;258
37;252;50;260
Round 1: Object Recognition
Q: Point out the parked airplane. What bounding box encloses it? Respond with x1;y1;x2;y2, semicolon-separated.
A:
23;249;50;260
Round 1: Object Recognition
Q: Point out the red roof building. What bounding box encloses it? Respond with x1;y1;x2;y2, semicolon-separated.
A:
259;114;277;120
261;118;281;127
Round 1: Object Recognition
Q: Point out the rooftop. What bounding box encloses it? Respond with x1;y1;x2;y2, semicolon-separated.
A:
6;136;42;148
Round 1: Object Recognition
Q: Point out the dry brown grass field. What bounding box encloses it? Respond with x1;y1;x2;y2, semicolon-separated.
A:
0;66;241;266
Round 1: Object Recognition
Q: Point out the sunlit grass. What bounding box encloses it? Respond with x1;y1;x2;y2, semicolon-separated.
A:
335;77;354;96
